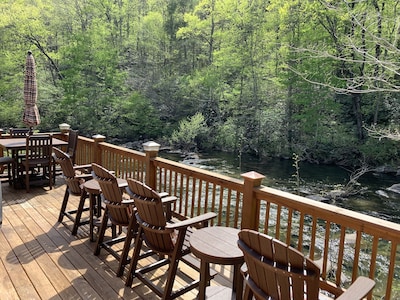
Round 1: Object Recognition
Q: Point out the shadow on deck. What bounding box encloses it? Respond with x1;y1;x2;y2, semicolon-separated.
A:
0;178;232;299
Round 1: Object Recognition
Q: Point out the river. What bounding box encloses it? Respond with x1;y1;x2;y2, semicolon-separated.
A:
160;151;400;224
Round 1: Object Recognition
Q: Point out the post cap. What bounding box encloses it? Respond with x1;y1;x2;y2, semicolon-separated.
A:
92;134;106;141
143;141;160;152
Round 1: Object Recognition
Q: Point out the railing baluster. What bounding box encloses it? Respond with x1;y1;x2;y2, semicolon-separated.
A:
190;178;195;217
204;182;210;214
286;207;293;246
322;221;330;280
336;227;346;286
275;204;281;239
197;179;203;215
310;218;317;261
226;189;232;226
218;188;224;226
211;183;216;225
234;192;240;228
297;213;305;252
352;231;362;281
386;242;398;299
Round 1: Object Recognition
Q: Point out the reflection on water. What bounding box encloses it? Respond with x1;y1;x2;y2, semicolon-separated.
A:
161;151;400;224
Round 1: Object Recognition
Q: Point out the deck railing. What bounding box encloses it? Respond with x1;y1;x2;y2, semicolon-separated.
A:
55;133;400;299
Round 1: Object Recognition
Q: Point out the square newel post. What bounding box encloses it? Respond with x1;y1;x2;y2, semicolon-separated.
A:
92;134;106;165
143;141;160;189
241;171;265;230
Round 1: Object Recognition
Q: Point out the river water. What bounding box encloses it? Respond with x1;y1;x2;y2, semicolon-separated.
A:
161;151;400;224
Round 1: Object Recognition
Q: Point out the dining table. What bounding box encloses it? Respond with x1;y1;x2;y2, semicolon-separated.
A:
0;136;68;187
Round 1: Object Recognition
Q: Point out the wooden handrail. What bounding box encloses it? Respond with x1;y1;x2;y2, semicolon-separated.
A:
68;133;398;299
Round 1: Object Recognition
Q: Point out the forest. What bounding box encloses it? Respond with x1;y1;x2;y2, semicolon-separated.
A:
0;0;399;168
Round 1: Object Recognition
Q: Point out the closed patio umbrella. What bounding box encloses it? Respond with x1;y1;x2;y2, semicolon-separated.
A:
23;50;40;133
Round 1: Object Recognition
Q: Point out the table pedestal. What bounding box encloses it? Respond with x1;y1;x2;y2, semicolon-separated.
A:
190;226;244;300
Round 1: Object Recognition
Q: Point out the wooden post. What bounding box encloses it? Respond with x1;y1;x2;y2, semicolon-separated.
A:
92;134;105;165
143;141;160;189
241;171;265;230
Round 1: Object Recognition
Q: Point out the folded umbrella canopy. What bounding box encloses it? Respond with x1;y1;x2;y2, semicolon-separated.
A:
23;50;40;133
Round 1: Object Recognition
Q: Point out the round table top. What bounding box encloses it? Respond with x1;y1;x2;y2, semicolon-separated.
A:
190;226;243;265
83;178;127;194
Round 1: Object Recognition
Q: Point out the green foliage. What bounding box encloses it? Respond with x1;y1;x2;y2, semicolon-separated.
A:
116;92;163;141
292;153;301;191
360;138;400;166
170;112;208;153
0;0;399;169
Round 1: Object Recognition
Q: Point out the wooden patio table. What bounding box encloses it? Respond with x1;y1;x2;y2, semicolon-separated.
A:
190;226;244;300
83;177;128;241
0;136;68;187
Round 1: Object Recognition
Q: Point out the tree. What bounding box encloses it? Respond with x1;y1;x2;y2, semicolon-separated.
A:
170;112;208;153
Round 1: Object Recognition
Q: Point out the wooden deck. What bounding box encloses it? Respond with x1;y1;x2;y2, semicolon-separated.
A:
0;178;233;299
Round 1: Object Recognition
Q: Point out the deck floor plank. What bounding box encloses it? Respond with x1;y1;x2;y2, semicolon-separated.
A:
0;225;30;300
9;194;77;299
0;179;234;299
1;214;43;299
5;202;61;300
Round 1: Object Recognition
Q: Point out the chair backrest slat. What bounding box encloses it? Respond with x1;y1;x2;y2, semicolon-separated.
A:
66;129;78;164
238;229;320;300
26;135;52;160
92;163;132;227
53;147;81;195
127;178;174;253
92;163;122;204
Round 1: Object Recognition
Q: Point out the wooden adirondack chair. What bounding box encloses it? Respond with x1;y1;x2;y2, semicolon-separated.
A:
238;229;375;300
53;147;92;235
124;177;217;300
53;129;80;179
91;163;138;277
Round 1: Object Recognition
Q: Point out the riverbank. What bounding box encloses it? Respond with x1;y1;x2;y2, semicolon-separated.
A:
159;150;400;224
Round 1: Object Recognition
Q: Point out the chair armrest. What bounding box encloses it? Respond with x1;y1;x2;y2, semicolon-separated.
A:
122;199;135;205
158;192;169;198
167;212;217;230
161;195;177;204
73;164;92;171
76;174;93;180
336;276;375;300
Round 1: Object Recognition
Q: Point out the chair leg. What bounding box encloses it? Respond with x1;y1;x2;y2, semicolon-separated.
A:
125;227;144;287
11;161;16;187
7;162;12;186
94;207;110;255
58;188;70;222
48;164;53;190
163;232;186;299
71;191;88;235
116;217;137;277
163;258;180;300
25;164;30;193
